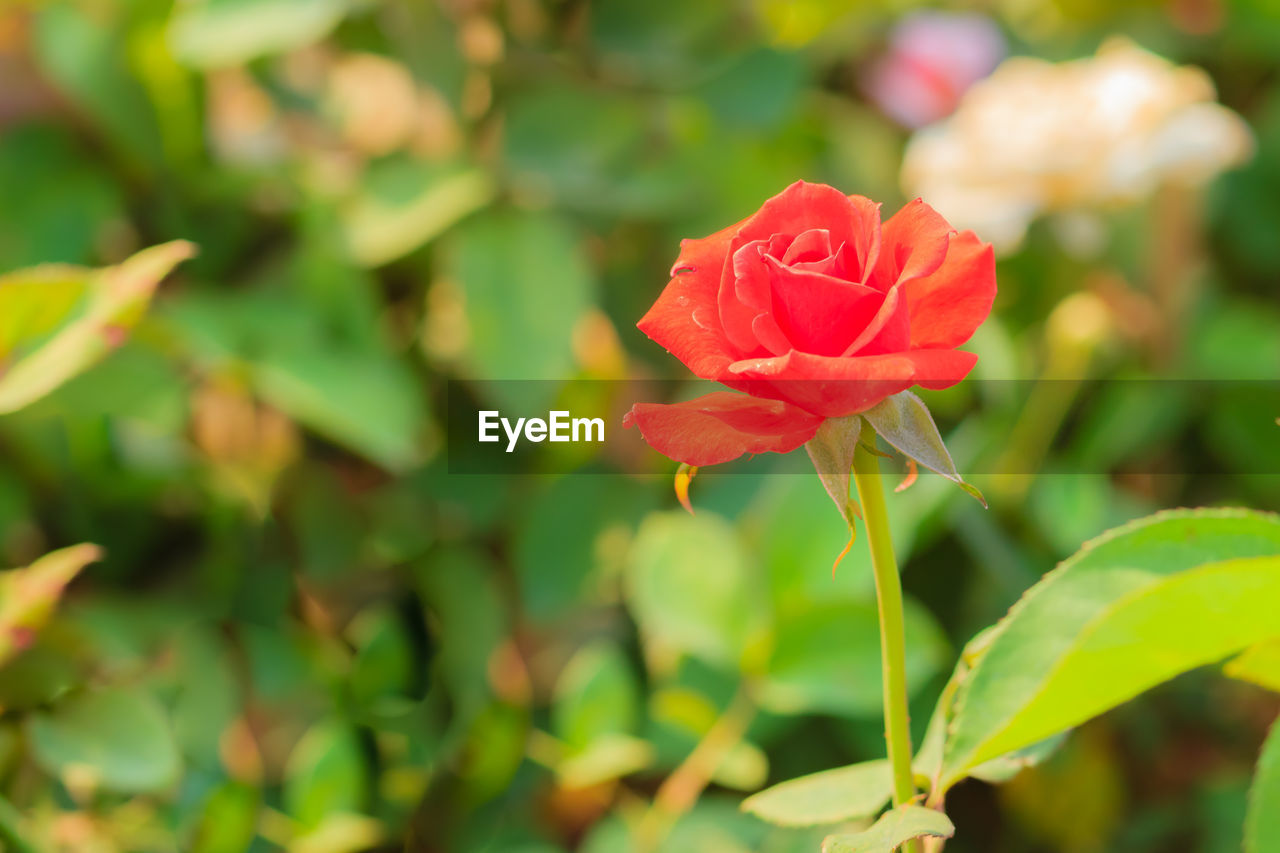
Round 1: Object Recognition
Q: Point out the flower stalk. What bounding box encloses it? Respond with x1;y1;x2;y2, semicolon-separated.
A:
851;434;922;853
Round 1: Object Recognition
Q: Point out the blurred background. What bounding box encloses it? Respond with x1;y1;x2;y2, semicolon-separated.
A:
0;0;1278;851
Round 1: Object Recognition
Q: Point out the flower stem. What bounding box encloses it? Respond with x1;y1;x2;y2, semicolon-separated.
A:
851;436;922;852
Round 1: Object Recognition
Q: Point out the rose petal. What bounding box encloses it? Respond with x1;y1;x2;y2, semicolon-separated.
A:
766;256;884;357
638;221;743;378
841;285;911;356
781;228;834;265
904;230;997;349
872;198;953;290
623;392;824;466
719;182;883;351
727;348;978;417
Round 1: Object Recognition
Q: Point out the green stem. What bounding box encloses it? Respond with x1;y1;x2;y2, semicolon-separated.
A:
851;436;922;853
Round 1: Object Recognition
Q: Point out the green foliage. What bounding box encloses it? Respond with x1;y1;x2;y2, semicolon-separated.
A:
742;759;892;827
821;805;954;853
938;510;1280;787
0;241;193;413
27;686;181;794
1245;718;1280;853
0;1;1276;851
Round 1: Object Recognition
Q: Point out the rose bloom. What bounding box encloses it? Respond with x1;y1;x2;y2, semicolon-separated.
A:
902;38;1253;252
625;181;996;467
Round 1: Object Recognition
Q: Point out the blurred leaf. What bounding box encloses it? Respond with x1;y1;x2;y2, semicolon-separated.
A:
342;163;494;268
0;791;37;853
168;289;425;470
33;5;163;164
0;240;195;415
27;686;181;794
1027;475;1149;557
694;48;808;130
1246;717;1280;853
167;0;351;68
0;645;80;711
552;641;640;750
0;543;100;666
557;733;654;789
1225;638;1280;692
192;781;260;853
715;739;769;791
514;476;654;624
446;211;595;407
821;805;954;853
290;813;384;853
1189;302;1280;379
0;267;87;355
348;607;415;706
284;721;368;830
742;759;892;827
942;509;1280;788
253;341;423;471
626;511;768;672
589;0;736;85
171;626;242;769
417;547;505;717
759;598;947;717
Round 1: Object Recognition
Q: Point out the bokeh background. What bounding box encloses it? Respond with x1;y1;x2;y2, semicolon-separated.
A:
0;0;1278;851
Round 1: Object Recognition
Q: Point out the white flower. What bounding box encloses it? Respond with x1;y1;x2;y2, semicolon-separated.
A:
901;38;1254;252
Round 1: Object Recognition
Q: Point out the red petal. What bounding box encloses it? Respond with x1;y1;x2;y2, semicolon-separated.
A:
638;221;743;378
623;392;824;466
905;230;997;349
841;286;911;356
718;182;882;352
765;256;884;357
781;228;834;265
872;198;953;291
726;348;978;417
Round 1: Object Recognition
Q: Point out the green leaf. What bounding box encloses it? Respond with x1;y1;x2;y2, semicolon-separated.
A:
821;805;954;853
861;391;985;507
0;241;195;414
1245;716;1280;853
941;509;1280;788
284;721;368;830
252;341;424;471
1225;638;1280;692
342;163;494;268
445;211;596;411
0;543;101;666
741;759;892;827
759;598;948;717
803;414;862;528
191;781;260;853
966;732;1068;784
167;0;352;68
552;641;640;750
626;511;769;672
0;266;87;357
27;686;181;794
167;288;427;471
556;734;654;789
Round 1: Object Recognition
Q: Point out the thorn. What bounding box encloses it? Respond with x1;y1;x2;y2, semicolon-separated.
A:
895;459;919;493
674;463;698;515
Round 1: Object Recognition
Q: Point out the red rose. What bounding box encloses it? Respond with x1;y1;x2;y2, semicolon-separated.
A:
625;180;996;466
